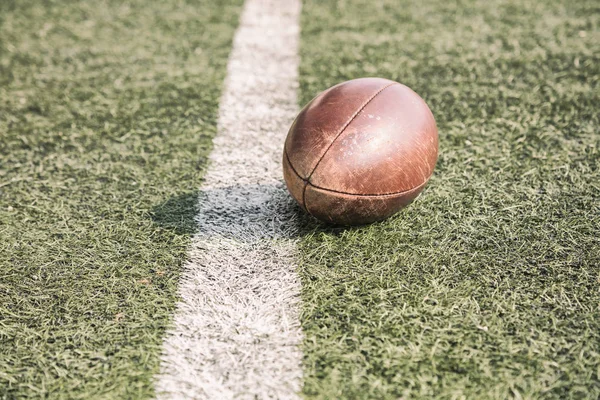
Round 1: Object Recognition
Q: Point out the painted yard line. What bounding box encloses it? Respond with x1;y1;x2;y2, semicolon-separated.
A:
155;0;303;399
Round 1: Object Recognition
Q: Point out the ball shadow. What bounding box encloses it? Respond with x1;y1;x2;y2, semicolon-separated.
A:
151;191;201;236
150;182;346;242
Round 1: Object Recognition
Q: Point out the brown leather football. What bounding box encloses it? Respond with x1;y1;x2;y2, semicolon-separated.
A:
283;77;438;225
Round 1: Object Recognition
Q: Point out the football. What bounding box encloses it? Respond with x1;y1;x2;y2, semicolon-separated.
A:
283;77;438;225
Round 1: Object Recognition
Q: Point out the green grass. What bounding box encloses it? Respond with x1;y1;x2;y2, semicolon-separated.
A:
1;0;599;399
298;0;599;399
0;0;243;398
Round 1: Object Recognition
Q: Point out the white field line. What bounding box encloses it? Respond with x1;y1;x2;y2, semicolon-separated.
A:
155;0;303;399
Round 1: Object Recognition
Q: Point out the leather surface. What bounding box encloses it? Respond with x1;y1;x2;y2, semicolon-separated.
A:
285;77;393;178
283;77;438;225
310;83;438;194
304;181;426;225
282;150;307;212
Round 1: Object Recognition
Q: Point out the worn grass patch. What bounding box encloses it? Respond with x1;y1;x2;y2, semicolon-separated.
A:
298;0;599;399
0;0;242;398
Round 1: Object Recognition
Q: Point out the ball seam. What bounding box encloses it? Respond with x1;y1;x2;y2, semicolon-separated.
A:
306;176;431;197
284;148;314;215
305;81;398;181
285;147;432;197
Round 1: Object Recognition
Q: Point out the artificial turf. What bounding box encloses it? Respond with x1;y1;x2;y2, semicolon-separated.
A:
1;0;599;399
297;0;599;399
0;0;243;397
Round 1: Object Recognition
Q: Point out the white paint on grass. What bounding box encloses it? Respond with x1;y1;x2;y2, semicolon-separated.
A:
155;0;303;399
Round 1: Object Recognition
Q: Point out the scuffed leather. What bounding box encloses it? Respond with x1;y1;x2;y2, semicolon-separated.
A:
283;77;438;225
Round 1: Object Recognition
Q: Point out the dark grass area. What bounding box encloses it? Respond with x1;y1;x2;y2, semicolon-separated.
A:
298;0;599;398
0;0;243;397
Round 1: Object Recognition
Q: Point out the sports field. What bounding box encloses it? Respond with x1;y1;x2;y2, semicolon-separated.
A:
1;0;598;399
